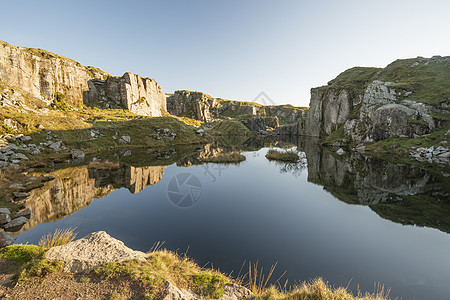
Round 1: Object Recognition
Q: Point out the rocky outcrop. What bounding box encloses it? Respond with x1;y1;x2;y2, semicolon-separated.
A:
46;231;147;273
0;41;166;117
0;41;106;106
301;57;450;147
163;281;254;300
167;90;306;124
84;72;166;116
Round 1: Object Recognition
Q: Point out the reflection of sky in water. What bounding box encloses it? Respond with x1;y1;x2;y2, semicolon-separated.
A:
16;148;450;300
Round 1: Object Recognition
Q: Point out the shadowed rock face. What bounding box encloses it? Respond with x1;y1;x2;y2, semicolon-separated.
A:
299;138;450;233
18;164;167;232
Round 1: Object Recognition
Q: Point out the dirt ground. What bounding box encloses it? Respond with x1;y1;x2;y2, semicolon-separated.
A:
0;260;149;300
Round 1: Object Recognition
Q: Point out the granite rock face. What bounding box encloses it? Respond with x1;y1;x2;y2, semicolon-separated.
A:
302;80;446;143
0;41;166;117
0;41;105;106
46;231;146;273
84;72;166;117
167;90;305;124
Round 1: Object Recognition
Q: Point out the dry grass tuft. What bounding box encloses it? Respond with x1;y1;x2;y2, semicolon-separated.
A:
266;149;299;162
38;228;77;250
258;278;391;300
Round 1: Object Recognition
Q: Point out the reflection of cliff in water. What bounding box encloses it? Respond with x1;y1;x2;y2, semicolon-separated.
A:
298;137;450;233
20;164;166;232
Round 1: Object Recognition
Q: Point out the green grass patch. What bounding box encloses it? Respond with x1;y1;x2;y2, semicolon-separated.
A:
265;149;299;162
208;120;253;136
94;249;228;299
0;245;62;283
192;271;226;298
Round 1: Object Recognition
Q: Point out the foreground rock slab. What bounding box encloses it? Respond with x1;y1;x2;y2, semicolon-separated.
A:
163;281;254;300
46;231;146;273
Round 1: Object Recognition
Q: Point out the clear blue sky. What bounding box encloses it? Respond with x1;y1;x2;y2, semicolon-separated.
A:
1;0;449;106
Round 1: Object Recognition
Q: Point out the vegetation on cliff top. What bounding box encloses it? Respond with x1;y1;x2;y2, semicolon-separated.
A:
320;56;450;107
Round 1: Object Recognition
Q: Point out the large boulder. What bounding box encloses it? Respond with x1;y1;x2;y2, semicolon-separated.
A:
45;231;146;273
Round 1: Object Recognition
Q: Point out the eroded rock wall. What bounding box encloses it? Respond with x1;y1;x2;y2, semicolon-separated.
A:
84;72;166;117
0;41;105;106
302;80;446;142
167;90;306;124
0;41;166;116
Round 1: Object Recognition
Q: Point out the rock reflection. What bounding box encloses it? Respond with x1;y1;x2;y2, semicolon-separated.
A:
298;137;450;233
19;164;167;232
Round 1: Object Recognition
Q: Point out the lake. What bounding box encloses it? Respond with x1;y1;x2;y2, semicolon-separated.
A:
15;137;450;300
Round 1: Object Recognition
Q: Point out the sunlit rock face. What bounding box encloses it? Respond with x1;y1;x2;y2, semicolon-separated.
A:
19;165;166;232
301;81;438;141
301;57;450;143
0;41;105;106
166;90;305;124
84;72;166;117
0;41;166;116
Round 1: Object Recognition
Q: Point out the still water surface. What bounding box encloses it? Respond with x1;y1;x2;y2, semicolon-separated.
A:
16;141;450;300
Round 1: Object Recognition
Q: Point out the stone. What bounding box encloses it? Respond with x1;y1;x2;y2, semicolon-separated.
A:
0;214;11;225
48;141;62;150
15;208;31;219
437;151;450;158
0;208;11;215
11;153;28;160
355;145;366;152
122;150;132;157
221;284;254;300
336;148;345;155
162;281;254;300
13;192;30;200
119;136;131;144
3;216;27;232
71;149;85;161
163;281;200;300
9;183;23;189
20;136;32;141
45;231;147;273
0;231;16;248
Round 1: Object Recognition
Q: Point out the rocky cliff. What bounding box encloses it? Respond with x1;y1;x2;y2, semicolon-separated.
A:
0;41;165;116
84;72;166;117
301;56;450;148
167;90;306;125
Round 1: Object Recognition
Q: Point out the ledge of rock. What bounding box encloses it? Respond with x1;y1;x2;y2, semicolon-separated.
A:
163;281;254;300
45;231;146;273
